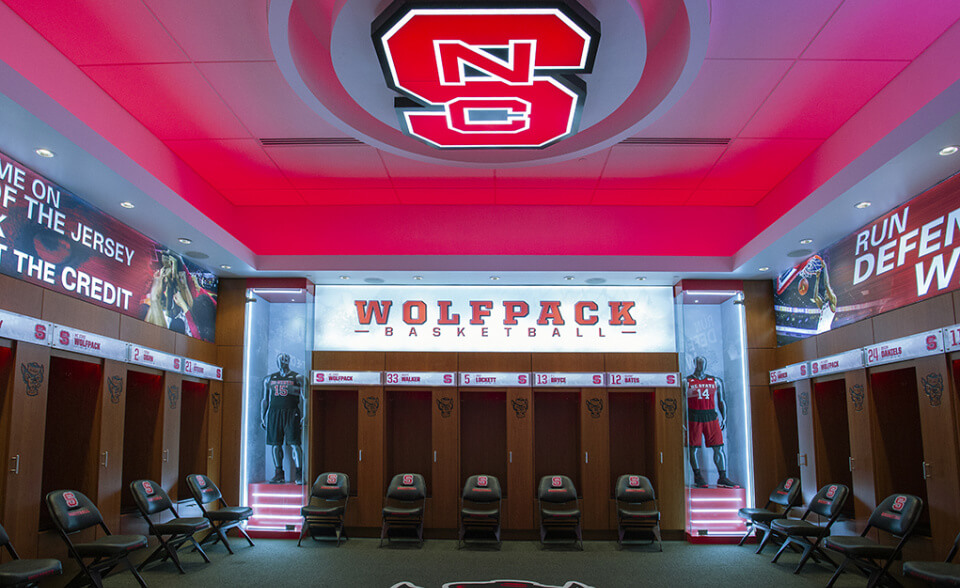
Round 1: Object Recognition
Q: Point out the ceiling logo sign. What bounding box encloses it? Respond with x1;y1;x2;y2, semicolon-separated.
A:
373;2;600;149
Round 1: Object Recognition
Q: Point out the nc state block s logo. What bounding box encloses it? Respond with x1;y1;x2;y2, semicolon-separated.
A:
374;1;600;149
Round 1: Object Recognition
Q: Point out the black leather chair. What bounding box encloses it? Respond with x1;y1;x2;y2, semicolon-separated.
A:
459;474;502;549
186;474;254;555
0;522;61;587
615;474;661;551
380;473;426;547
770;483;849;573
299;472;350;547
824;493;923;588
45;489;148;588
129;479;211;573
538;475;582;550
737;476;802;553
903;530;960;586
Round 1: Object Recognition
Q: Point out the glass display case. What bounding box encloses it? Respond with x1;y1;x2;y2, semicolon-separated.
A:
675;286;754;540
240;286;314;536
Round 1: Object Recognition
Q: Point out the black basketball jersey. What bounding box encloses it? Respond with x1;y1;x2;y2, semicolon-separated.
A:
267;372;301;410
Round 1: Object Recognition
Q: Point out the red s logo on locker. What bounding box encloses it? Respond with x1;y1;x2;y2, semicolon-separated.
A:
373;2;600;149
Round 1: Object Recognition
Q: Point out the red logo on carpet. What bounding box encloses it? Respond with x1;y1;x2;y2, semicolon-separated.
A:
373;2;600;149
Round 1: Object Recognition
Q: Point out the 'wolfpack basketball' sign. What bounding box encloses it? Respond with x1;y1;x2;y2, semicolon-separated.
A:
373;2;600;149
315;286;675;353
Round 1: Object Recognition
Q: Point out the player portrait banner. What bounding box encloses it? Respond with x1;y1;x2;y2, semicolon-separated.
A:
315;285;675;353
775;175;960;345
0;150;218;342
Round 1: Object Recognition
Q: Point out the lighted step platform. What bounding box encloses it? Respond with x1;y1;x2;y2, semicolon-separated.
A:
247;482;307;539
686;486;747;544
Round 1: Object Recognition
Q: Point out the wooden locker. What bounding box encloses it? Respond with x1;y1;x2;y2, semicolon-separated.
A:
207;379;223;484
96;360;127;533
506;386;534;530
1;342;51;558
161;372;182;500
793;379;817;505
913;355;960;559
580;387;609;530
430;387;459;530
357;386;384;528
655;386;685;531
843;369;877;529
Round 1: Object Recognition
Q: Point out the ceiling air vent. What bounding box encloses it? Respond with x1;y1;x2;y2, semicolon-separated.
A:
259;137;366;146
618;137;730;145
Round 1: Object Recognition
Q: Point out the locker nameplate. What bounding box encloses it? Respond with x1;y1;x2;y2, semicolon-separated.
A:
384;372;456;386
130;345;181;372
52;325;128;362
607;372;680;387
864;328;942;367
312;371;382;386
0;308;51;345
769;361;809;384
533;372;605;387
810;349;864;376
943;324;960;352
459;372;531;387
182;358;223;381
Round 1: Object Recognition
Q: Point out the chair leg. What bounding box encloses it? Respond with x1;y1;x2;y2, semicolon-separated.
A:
298;519;308;547
653;526;663;552
123;556;149;588
237;525;255;547
215;525;236;555
771;536;793;564
737;524;753;546
755;527;775;554
190;537;211;563
826;557;849;588
166;540;187;574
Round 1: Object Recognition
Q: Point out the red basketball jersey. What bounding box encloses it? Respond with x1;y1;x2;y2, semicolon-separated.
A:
686;376;718;411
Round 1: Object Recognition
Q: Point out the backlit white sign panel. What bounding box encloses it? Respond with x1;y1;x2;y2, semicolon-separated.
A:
312;371;382;386
607;372;680;387
770;362;809;384
182;358;224;381
130;345;181;372
533;372;605;387
944;324;960;352
384;372;456;386
864;329;942;367
52;325;128;362
0;309;51;345
810;349;864;377
314;286;676;352
459;372;531;387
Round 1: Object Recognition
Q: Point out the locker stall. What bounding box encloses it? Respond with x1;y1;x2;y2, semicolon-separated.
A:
309;387;359;496
533;391;581;495
868;366;930;537
121;370;165;513
178;378;210;502
386;389;434;494
811;377;855;518
459;390;507;498
771;386;801;484
607;390;656;495
39;354;103;532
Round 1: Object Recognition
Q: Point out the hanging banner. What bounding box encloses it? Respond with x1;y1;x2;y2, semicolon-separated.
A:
775;175;960;345
52;325;128;362
0;150;218;342
459;372;531;387
864;329;943;367
607;372;680;387
0;308;51;345
315;285;675;352
312;371;382;386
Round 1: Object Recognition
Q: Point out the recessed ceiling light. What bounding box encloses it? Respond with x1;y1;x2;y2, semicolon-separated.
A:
636;277;646;281
490;276;500;281
339;275;350;280
758;266;770;272
35;148;55;158
220;265;231;270
120;201;135;209
799;238;813;245
564;276;575;281
939;145;959;156
413;275;423;280
855;201;872;209
178;237;192;245
694;300;699;304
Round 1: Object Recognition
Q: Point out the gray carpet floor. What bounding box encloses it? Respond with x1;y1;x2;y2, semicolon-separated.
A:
71;538;915;587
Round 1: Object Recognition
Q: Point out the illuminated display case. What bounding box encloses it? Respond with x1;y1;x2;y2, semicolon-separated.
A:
675;286;754;541
241;286;314;537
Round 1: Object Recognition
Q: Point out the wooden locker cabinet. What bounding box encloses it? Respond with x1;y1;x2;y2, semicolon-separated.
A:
793;379;818;505
1;342;51;558
506;386;534;530
580;387;609;530
161;372;182;500
842;369;877;529
430;387;459;530
206;379;224;484
356;386;384;528
655;386;685;530
96;360;127;534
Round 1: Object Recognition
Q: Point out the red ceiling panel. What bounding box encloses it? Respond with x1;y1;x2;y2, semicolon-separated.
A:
705;0;842;59
395;189;496;205
221;188;305;206
379;152;496;188
496;188;594;205
700;138;822;191
598;145;726;189
81;63;251;140
4;0;188;65
165;139;292;191
263;145;392;189
686;189;768;207
143;0;274;61
803;0;960;60
300;189;400;206
740;59;907;140
197;61;349;139
592;189;692;206
636;58;792;138
494;151;607;188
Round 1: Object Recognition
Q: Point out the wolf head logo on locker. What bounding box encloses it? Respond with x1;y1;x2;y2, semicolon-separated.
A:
437;396;454;418
511;397;529;418
586;397;603;418
108;375;123;404
363;396;380;417
20;361;44;396
921;373;943;407
373;1;600;149
660;397;677;419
